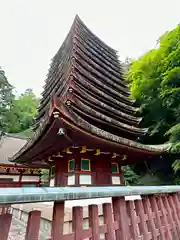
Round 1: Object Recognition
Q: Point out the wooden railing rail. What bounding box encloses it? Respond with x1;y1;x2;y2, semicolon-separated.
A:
0;186;179;239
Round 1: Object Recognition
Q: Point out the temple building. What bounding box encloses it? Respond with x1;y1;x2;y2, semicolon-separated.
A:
9;15;170;187
0;134;50;187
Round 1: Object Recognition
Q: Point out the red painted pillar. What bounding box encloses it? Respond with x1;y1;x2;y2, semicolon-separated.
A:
51;159;66;239
91;157;97;185
0;213;12;240
75;153;81;185
93;156;112;185
25;210;41;240
18;170;23;187
120;167;125;185
54;158;68;186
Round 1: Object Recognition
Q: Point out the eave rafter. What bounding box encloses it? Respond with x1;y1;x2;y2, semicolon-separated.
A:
45;146;128;166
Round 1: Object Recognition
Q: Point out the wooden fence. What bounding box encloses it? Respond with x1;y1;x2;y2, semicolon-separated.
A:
1;193;180;239
0;187;180;239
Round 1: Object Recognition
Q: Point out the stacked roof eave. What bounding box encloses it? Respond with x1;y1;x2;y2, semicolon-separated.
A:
10;15;170;165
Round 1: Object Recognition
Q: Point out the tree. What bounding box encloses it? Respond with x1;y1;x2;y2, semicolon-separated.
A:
6;88;39;133
127;24;180;181
0;67;14;135
123;165;139;185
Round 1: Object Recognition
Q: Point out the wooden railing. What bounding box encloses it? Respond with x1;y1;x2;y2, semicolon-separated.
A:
0;186;180;239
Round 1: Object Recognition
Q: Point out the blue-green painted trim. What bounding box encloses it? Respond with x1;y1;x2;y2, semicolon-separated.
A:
0;186;179;204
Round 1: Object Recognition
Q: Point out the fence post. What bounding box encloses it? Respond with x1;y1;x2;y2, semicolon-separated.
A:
72;206;83;240
112;197;130;240
157;196;172;240
126;200;139;239
51;201;65;240
172;193;180;216
103;203;115;240
25;210;41;240
89;205;99;240
143;197;158;239
0;213;12;240
134;199;149;239
149;195;166;239
163;195;178;239
169;194;180;235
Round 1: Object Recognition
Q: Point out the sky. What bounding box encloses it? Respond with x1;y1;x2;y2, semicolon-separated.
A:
0;0;179;96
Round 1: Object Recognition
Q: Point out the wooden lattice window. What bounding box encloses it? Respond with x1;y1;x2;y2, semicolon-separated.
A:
111;163;119;173
68;159;75;172
81;159;91;171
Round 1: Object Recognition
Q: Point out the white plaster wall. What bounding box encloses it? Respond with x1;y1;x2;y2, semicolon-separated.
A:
112;176;121;184
79;175;91;184
22;176;39;182
0;175;19;181
50;179;54;187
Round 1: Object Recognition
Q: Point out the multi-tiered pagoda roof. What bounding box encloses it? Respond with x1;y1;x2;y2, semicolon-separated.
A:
10;16;170;166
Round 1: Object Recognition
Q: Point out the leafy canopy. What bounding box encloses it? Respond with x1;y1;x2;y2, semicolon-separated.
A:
128;24;180;176
6;88;39;133
0;67;14;135
0;67;38;135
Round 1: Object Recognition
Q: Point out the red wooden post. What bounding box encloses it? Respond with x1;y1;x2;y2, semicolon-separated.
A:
120;167;125;185
25;210;41;240
134;199;149;239
18;170;23;187
51;201;65;239
72;206;83;240
149;195;166;240
169;194;180;235
126;200;139;239
103;203;115;240
89;204;99;240
172;193;180;216
112;197;130;240
0;213;12;240
54;159;68;186
163;195;178;239
142;197;158;239
157;196;172;240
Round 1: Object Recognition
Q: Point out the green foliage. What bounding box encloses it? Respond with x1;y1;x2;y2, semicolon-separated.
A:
165;124;180;143
123;166;139;185
172;160;180;173
11;128;34;138
128;24;180;180
0;67;14;134
5;88;39;133
0;67;38;138
41;169;50;182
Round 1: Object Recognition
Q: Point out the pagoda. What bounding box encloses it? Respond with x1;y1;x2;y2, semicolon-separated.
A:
10;15;169;187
